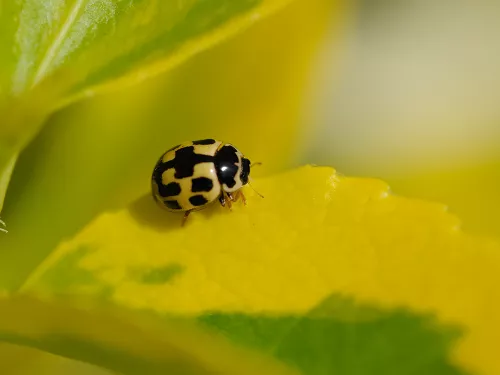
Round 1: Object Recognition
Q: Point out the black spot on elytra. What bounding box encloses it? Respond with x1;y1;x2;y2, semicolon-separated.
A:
159;146;214;179
189;195;208;206
214;145;239;188
193;139;216;145
191;177;214;192
166;144;181;153
164;200;182;210
158;181;181;197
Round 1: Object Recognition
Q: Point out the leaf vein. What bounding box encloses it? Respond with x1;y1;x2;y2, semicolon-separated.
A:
31;0;85;86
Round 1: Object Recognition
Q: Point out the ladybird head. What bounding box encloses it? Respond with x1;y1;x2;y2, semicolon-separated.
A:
215;144;252;193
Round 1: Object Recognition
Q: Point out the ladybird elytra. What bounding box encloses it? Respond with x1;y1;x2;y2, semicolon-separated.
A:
151;139;254;225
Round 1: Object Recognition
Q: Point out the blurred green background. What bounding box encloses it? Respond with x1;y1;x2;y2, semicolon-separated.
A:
302;0;500;238
3;0;500;253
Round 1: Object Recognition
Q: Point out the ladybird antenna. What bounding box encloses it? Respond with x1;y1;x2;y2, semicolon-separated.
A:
250;162;262;168
247;178;264;198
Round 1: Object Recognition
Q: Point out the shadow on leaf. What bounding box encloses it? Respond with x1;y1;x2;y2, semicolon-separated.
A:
128;193;233;232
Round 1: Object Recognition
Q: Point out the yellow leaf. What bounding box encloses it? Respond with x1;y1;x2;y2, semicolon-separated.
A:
19;166;500;375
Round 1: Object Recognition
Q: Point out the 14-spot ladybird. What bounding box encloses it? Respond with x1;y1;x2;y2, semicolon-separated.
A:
151;139;259;225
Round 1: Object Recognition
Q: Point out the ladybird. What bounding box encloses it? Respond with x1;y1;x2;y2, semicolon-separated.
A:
151;139;259;225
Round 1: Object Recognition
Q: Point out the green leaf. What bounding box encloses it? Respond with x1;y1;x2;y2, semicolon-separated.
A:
1;0;293;101
198;295;466;375
0;0;295;215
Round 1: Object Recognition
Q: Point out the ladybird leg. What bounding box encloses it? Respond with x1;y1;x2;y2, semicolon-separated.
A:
219;194;226;207
219;193;232;209
220;192;232;210
238;190;247;206
225;192;233;210
181;211;191;227
230;191;247;206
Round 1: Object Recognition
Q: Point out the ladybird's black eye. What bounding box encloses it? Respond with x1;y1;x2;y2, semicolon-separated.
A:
240;158;251;185
215;145;239;188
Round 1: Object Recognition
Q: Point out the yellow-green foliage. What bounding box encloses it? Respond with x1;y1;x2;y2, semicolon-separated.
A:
1;1;499;375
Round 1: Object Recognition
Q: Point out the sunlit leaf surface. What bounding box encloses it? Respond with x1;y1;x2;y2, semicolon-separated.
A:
15;166;500;375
